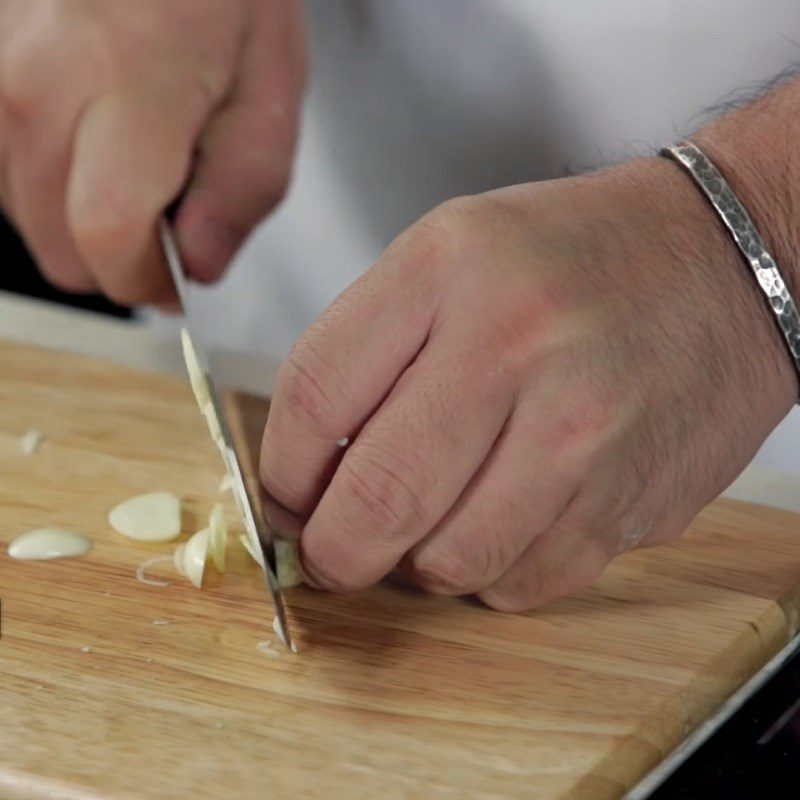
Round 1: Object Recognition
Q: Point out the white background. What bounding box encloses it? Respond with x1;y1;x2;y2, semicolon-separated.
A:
150;0;800;474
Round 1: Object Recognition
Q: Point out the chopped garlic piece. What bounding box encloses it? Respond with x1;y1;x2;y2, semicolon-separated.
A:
256;640;281;658
20;429;44;455
218;474;232;493
239;533;265;569
109;492;181;542
180;328;211;409
336;436;349;448
80;646;92;653
174;527;210;588
8;528;91;560
208;503;227;573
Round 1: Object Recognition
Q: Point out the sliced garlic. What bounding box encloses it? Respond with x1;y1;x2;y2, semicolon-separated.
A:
20;428;44;455
239;533;265;569
174;527;210;588
180;327;227;458
180;328;211;409
109;492;181;542
208;503;227;573
8;528;92;560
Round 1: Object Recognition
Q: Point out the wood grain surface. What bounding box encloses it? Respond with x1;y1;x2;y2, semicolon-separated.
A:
2;337;800;800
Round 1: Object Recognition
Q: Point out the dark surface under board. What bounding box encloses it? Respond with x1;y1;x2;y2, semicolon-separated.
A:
644;639;800;798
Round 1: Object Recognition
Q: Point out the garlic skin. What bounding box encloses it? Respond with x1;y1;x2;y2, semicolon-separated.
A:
108;492;181;542
136;555;173;587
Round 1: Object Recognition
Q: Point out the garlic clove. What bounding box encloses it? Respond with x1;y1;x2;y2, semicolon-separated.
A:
108;492;181;542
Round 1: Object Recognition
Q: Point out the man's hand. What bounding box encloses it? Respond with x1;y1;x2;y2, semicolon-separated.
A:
0;0;306;304
260;157;796;611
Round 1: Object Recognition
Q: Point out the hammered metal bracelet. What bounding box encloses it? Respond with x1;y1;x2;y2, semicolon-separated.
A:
662;140;800;389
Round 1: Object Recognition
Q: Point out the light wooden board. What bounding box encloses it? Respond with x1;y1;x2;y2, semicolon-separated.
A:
2;336;800;800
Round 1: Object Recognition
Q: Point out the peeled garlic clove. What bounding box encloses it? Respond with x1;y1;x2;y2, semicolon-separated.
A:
8;528;92;560
208;503;227;573
275;539;303;588
109;492;181;542
238;535;303;589
177;527;210;588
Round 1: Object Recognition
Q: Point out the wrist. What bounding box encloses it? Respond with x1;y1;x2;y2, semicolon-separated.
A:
637;153;798;420
692;77;800;309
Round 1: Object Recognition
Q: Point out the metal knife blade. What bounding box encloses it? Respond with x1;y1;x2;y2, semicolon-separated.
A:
159;219;294;651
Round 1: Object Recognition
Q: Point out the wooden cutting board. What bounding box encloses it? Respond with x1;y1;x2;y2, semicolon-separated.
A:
2;336;800;800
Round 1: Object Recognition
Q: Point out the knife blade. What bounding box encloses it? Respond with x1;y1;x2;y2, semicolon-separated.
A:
159;219;295;652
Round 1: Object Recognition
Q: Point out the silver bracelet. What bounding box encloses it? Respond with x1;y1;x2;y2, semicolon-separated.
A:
662;140;800;390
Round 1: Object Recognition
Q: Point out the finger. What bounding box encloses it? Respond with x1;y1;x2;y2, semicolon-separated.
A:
404;414;579;596
3;86;96;293
175;0;307;282
298;334;515;593
261;492;305;543
260;217;455;517
7;147;97;294
66;87;208;305
478;515;612;613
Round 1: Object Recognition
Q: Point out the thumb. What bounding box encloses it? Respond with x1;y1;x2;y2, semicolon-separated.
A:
66;88;207;305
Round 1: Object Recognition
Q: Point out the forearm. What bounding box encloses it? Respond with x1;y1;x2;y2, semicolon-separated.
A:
693;70;800;297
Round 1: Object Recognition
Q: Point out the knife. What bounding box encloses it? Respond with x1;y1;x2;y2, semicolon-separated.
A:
159;219;295;652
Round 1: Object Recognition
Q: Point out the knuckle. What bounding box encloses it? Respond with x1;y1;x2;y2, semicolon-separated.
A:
70;199;150;261
0;30;50;117
336;444;425;536
388;195;477;272
276;340;345;438
0;14;108;119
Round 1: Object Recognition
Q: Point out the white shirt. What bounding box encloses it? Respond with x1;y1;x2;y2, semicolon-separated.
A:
160;0;800;470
